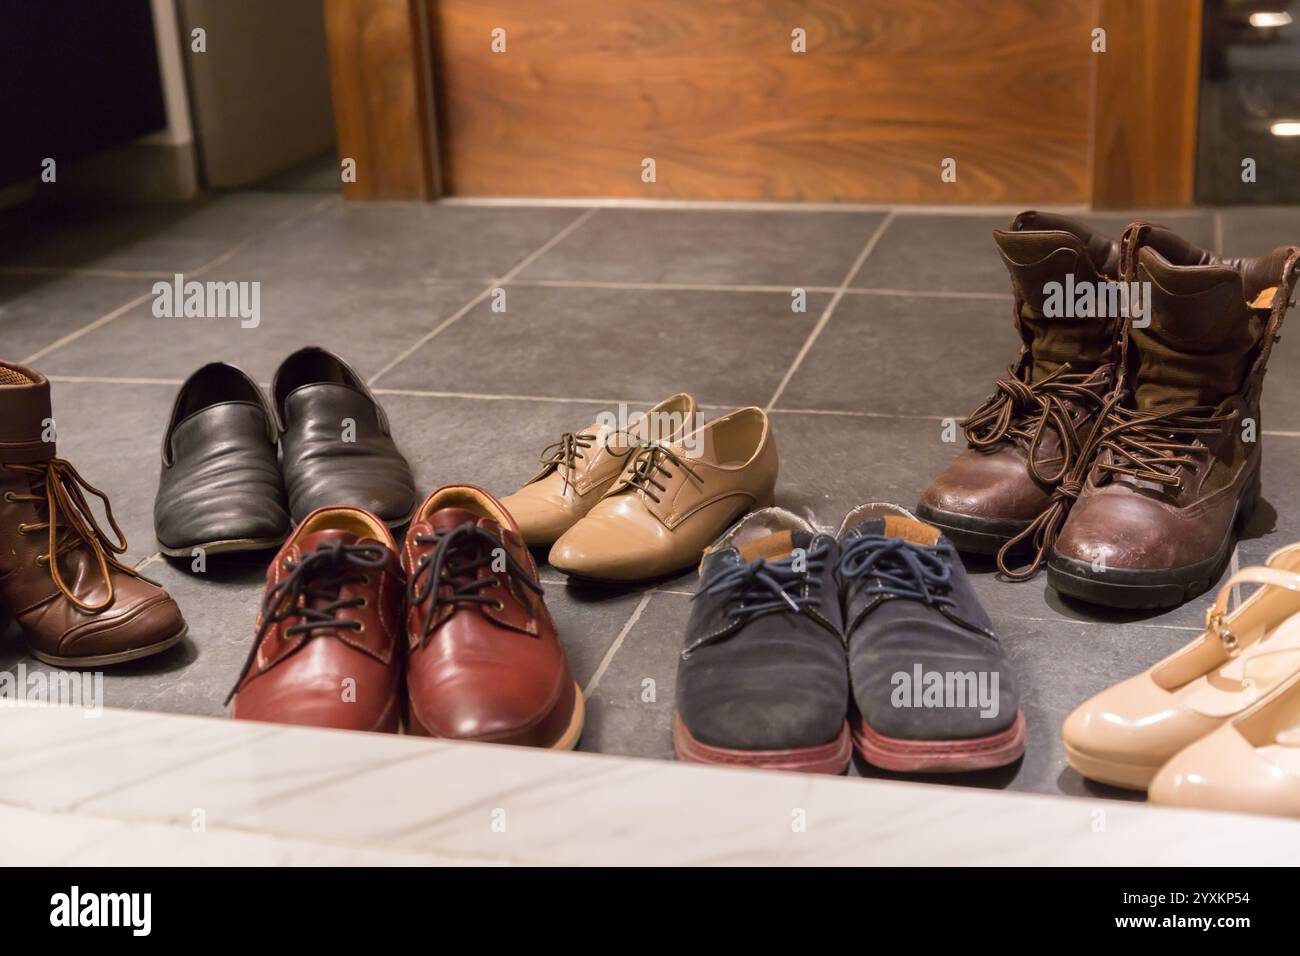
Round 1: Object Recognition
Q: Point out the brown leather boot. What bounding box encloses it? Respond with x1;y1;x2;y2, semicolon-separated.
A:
917;212;1122;553
0;361;187;666
1030;225;1300;608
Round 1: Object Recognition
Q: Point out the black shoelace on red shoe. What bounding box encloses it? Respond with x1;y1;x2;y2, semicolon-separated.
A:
405;520;544;648
226;539;390;704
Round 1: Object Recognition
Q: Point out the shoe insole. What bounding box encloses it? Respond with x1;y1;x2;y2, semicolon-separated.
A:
1176;614;1300;718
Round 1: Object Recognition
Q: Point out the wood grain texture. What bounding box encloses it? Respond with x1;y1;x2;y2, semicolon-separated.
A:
429;0;1096;203
325;0;438;200
1091;0;1202;209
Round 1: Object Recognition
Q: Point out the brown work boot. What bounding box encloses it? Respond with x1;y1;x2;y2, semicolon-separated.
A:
917;212;1121;553
1042;224;1300;608
0;360;187;666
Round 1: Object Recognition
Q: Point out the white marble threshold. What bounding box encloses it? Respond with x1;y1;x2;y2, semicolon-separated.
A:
1;702;1296;866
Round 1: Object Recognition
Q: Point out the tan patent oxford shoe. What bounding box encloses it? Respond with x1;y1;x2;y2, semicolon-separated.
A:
1062;542;1300;790
549;407;778;582
501;394;698;546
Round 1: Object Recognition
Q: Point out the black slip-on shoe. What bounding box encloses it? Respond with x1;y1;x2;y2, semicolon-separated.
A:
154;362;289;557
271;347;417;528
837;503;1025;773
674;507;851;774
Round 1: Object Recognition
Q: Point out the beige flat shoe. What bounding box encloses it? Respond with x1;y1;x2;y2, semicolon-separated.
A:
501;394;697;546
548;407;778;582
1150;666;1300;818
1062;542;1300;790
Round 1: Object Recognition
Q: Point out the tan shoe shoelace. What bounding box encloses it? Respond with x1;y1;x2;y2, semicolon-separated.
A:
4;458;139;612
533;431;595;495
609;441;703;504
963;363;1110;485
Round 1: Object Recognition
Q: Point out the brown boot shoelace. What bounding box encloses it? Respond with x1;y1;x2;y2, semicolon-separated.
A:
4;458;139;611
996;398;1238;580
534;431;595;495
963;363;1110;486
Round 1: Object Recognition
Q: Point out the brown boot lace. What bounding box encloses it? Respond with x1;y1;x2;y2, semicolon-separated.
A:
3;458;139;611
963;363;1112;485
994;393;1234;580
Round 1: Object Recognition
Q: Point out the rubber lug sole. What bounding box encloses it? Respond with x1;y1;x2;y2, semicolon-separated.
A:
913;503;1028;555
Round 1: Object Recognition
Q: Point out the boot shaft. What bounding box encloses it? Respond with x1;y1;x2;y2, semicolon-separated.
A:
0;362;56;465
994;210;1122;382
1117;223;1300;414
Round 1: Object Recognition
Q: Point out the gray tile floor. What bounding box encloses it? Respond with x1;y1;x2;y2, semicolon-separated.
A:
2;187;1297;802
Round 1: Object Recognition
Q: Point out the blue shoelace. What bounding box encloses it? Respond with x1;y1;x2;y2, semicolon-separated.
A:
837;534;957;607
682;542;830;657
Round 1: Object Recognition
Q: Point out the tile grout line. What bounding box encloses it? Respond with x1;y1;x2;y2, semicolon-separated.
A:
21;291;156;366
500;277;1012;301
19;195;335;367
135;551;164;574
540;576;693;598
366;207;599;387
0;265;171;280
35;376;1300;440
764;211;896;411
582;590;656;701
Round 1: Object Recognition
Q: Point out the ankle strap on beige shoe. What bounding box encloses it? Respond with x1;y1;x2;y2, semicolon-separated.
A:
1206;558;1300;658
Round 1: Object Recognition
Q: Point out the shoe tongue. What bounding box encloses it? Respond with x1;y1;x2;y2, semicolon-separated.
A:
0;363;55;463
428;507;497;534
851;515;942;546
736;529;813;563
296;528;373;552
994;228;1118;382
1130;250;1264;410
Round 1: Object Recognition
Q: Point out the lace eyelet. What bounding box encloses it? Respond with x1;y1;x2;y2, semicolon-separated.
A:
358;598;369;608
2;492;15;503
17;523;31;535
36;555;49;566
354;623;366;634
359;575;371;585
493;600;505;611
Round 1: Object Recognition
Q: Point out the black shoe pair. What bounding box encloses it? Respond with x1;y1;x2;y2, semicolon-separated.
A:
674;504;1024;775
154;347;416;557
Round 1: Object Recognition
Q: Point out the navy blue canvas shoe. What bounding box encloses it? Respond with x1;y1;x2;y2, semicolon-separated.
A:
836;503;1025;773
674;508;851;774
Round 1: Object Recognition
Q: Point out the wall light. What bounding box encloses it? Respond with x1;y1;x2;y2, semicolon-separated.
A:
1249;11;1294;27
